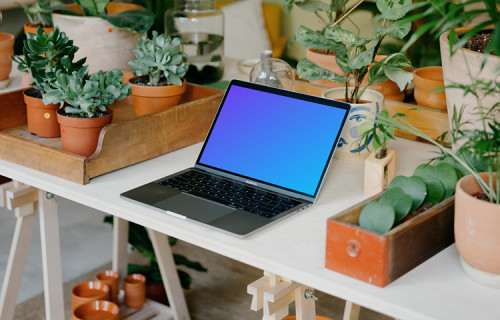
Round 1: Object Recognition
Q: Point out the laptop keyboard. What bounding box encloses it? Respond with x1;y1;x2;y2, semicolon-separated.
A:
160;170;301;218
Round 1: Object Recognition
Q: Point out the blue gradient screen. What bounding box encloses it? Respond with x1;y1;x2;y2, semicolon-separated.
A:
197;83;349;197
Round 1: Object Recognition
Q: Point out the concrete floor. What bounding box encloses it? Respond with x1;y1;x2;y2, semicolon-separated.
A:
0;196;113;304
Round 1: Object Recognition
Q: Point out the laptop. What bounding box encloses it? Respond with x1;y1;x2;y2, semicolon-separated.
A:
121;79;351;237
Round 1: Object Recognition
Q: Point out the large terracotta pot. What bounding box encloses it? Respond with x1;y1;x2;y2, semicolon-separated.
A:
440;27;500;133
305;48;347;88
24;89;61;138
455;172;500;287
57;109;113;157
0;32;14;81
130;77;187;116
413;66;447;110
322;87;384;160
51;2;145;73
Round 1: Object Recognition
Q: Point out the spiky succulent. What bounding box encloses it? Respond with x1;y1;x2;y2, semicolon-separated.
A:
42;69;131;118
129;31;188;86
12;26;87;93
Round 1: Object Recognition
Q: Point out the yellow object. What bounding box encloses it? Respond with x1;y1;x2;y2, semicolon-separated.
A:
215;1;287;57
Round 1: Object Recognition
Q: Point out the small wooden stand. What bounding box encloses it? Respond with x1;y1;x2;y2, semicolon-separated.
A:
363;149;397;197
247;271;316;320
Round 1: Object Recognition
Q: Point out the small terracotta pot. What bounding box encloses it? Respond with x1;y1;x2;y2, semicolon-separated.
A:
57;109;113;157
72;300;119;320
130;77;187;116
72;281;110;312
0;32;15;81
24;89;61;138
413;66;446;110
96;270;119;304
305;48;347;88
455;173;500;279
23;23;54;35
146;283;168;305
124;273;146;309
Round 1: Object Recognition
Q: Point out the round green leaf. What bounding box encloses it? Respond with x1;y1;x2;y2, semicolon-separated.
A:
389;176;427;212
359;202;395;234
423;178;445;205
434;163;459;198
379;187;412;222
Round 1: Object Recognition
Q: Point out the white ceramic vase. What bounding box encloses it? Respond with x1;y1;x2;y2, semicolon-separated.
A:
322;87;384;160
52;4;144;73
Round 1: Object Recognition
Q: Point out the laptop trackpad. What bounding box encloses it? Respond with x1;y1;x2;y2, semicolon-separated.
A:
153;193;233;223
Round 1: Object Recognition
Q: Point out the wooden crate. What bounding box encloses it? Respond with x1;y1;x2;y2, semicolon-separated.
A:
325;194;455;287
0;84;223;184
294;81;449;143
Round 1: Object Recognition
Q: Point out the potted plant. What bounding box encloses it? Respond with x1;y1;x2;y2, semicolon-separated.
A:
12;27;86;138
49;0;154;73
41;68;131;157
18;0;57;34
282;0;377;88
103;217;207;304
295;0;414;159
400;0;499;133
128;31;189;116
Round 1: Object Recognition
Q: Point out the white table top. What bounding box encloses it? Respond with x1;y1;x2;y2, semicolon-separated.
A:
2;57;499;320
0;137;499;320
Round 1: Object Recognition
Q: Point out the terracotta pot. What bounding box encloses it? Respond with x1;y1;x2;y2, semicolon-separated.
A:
72;300;119;320
96;270;119;304
440;26;500;134
23;23;54;35
305;48;347;88
130;77;187;116
146;283;168;305
455;172;500;287
0;32;15;81
57;109;113;157
51;2;145;73
24;89;61;138
322;87;384;160
71;281;110;312
124;273;146;309
413;66;446;110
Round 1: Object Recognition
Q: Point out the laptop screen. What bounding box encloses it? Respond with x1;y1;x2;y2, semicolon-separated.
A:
196;80;350;198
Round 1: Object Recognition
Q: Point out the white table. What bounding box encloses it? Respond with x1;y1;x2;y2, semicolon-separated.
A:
0;137;499;319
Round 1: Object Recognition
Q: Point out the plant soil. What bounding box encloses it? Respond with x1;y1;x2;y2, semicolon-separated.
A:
58;110;108;118
464;33;492;54
474;192;491;202
25;88;42;99
130;76;170;87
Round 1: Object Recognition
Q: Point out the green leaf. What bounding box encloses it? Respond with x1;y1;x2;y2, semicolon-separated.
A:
389;176;427;212
423;178;445;205
379;187;412;222
75;0;109;16
382;65;413;91
413;163;458;199
375;21;412;39
173;254;208;272
295;25;346;53
296;58;351;83
359;202;395;234
376;0;412;20
101;10;155;34
349;47;375;70
296;0;330;12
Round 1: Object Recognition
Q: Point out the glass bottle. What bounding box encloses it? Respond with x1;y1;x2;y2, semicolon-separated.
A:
249;50;295;91
165;0;224;84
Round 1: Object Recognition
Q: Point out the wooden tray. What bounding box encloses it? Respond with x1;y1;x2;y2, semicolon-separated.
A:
325;193;455;287
294;81;449;143
0;84;224;184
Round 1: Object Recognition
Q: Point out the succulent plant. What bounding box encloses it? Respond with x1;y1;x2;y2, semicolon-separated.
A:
129;31;188;86
42;69;131;118
18;0;56;28
12;27;87;93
